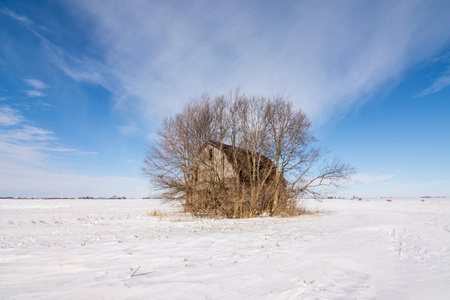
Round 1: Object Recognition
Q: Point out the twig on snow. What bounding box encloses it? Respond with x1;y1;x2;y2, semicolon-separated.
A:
129;266;141;278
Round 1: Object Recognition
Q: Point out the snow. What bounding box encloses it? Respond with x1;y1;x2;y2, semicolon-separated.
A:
1;198;449;299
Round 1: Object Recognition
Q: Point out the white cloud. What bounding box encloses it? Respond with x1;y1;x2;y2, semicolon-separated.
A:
0;106;24;126
4;9;108;88
0;140;48;166
0;126;56;166
0;106;101;198
416;68;450;96
7;2;450;125
0;105;105;197
25;90;47;97
42;40;107;85
0;105;95;166
65;0;450;124
1;8;33;26
5;124;55;142
35;99;52;108
23;78;49;90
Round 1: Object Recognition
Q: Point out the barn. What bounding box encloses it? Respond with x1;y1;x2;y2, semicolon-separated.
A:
194;141;287;213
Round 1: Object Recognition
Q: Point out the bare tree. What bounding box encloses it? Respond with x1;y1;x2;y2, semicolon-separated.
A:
266;97;353;214
143;90;354;218
142;95;215;211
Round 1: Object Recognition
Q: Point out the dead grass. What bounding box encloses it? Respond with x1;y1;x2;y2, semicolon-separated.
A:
295;206;322;216
147;210;167;219
148;205;320;220
276;205;322;217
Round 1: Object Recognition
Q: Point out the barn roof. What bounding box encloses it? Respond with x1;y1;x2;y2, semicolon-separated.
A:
203;140;284;185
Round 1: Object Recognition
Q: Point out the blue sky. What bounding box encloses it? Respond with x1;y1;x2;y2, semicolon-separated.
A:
1;0;449;198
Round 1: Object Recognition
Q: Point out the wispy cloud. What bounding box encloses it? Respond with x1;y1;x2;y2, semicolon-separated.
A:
23;78;49;90
1;8;33;26
35;99;52;108
423;51;450;65
0;106;24;126
0;105;95;166
3;9;108;87
416;68;450;96
25;90;47;97
3;124;55;142
65;0;450;124
42;40;107;85
5;2;450;127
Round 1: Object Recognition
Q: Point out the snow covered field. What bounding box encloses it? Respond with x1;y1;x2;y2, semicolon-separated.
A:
1;198;449;299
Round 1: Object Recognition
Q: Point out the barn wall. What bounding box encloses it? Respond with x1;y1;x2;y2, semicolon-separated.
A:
197;145;236;188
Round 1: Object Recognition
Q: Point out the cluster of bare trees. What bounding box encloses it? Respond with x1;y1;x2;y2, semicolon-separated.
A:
143;90;354;218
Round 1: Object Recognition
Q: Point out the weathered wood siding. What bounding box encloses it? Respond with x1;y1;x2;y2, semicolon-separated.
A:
197;145;236;189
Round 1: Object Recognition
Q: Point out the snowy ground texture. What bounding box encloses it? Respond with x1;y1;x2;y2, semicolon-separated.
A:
1;198;449;299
